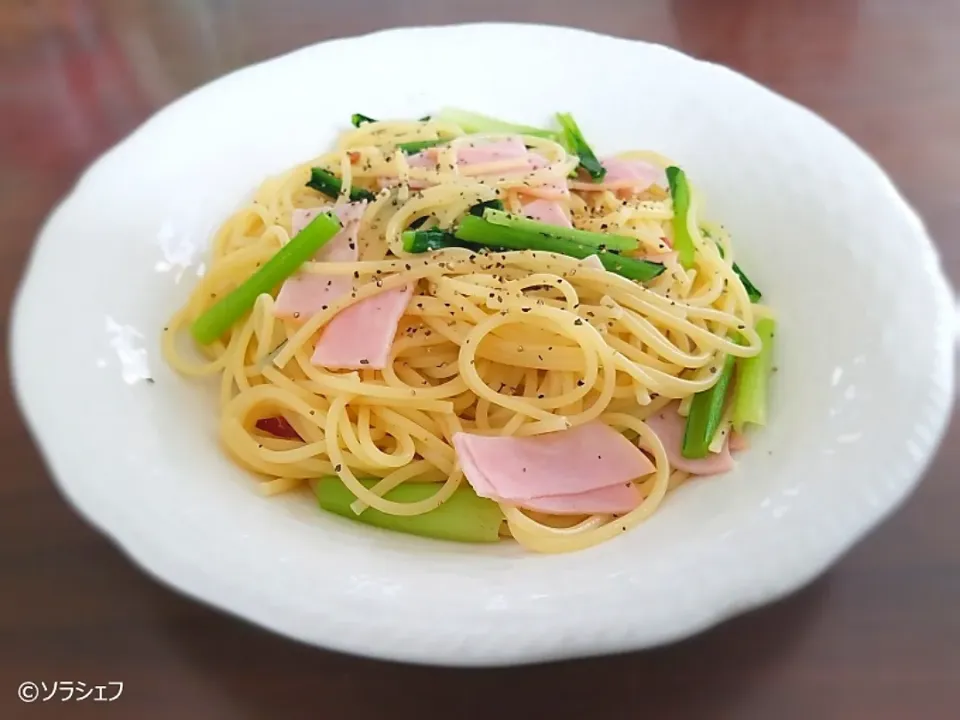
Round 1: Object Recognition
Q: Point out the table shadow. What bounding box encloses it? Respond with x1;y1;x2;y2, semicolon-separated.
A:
153;571;833;720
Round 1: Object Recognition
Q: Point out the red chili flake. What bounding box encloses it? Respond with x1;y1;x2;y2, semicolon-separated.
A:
255;416;302;440
348;151;361;164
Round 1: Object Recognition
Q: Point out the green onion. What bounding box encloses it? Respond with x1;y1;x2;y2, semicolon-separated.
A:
402;229;462;253
468;199;504;217
401;201;504;252
681;354;737;458
732;318;776;431
315;477;503;543
397;138;447;154
190;212;341;344
306;167;376;203
351;113;376;127
434;107;560;140
733;265;762;303
555;112;606;181
666;166;696;269
712;236;762;302
482;208;638;252
401;228;503;254
454;216;665;282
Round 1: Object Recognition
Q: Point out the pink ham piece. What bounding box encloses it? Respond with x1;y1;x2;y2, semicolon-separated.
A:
382;140;566;196
515;181;570;202
581;254;605;270
403;137;528;173
729;430;750;453
404;151;436;169
516;153;570;201
294;203;367;232
274;203;365;320
521;199;572;228
311;284;414;370
644;402;735;475
518;483;642;515
456;137;527;165
453;421;655;515
570;157;665;193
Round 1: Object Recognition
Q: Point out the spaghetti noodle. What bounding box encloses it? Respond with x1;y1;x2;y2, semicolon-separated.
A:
162;110;775;553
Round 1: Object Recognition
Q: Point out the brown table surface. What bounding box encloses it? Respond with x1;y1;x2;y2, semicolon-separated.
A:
2;1;958;718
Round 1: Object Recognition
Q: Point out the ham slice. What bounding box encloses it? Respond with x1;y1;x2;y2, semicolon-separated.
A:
644;402;734;475
456;137;527;165
515;181;570;201
274;203;365;320
311;284;414;369
521;199;572;228
515;152;570;201
276;203;412;370
293;203;366;232
453;421;655;514
403;137;527;173
570;157;665;193
518;483;642;515
404;151;437;169
581;254;605;270
526;153;550;170
383;141;567;198
729;430;750;453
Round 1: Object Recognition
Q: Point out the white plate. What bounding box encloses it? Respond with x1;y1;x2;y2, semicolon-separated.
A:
11;23;956;666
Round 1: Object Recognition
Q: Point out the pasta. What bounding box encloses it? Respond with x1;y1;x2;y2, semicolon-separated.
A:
162;109;776;553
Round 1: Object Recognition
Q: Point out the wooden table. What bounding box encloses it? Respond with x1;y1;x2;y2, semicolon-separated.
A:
1;1;957;718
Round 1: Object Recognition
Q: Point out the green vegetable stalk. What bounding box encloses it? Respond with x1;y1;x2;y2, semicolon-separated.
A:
733;265;763;303
190;212;341;344
666;166;696;269
433;107;559;140
681;354;737;458
454;215;665;282
396;139;447;154
555;112;606;181
713;236;762;302
401;229;474;254
732;318;776;431
351;113;377;127
482;208;638;252
315;477;503;543
468;199;504;217
306;167;377;203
